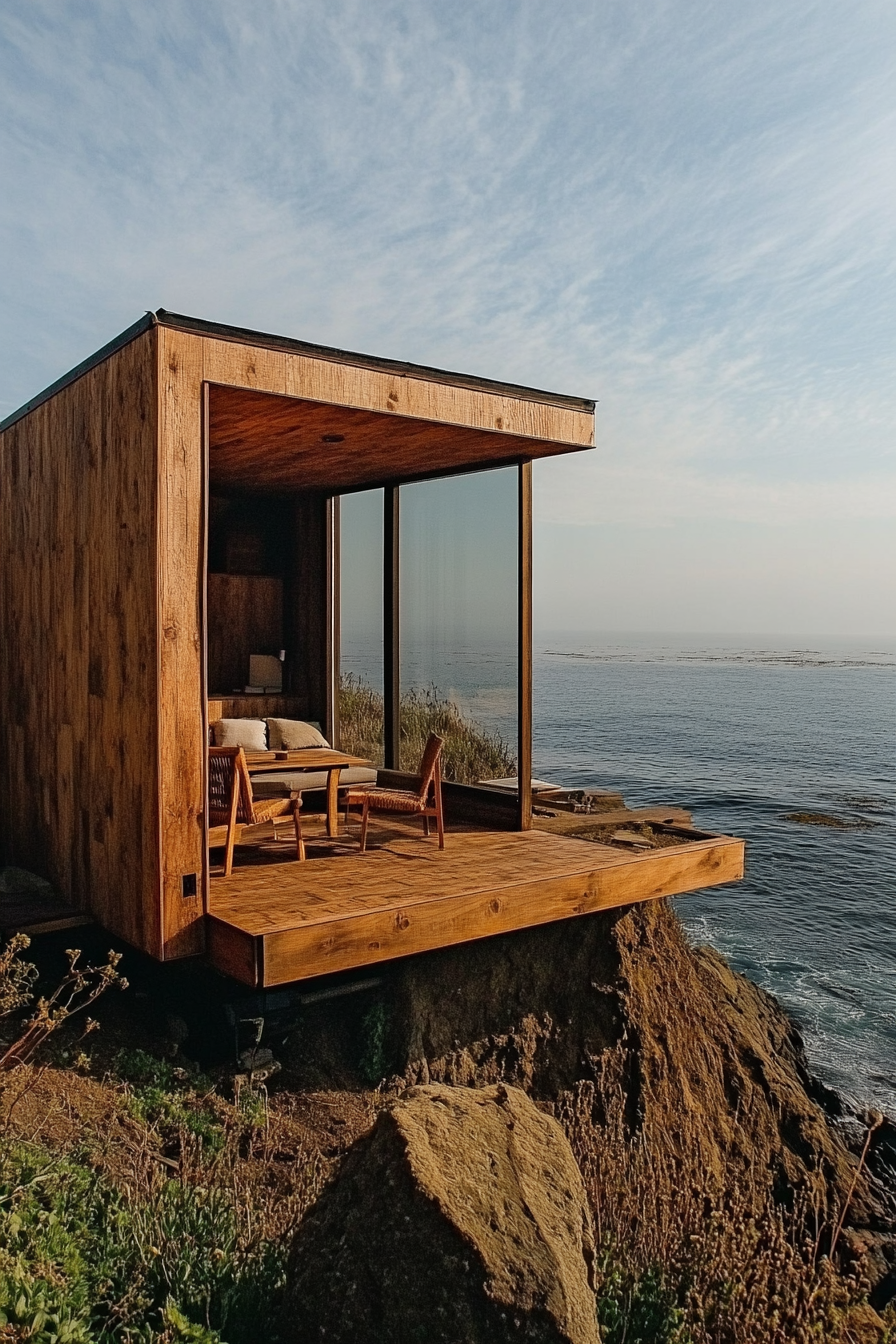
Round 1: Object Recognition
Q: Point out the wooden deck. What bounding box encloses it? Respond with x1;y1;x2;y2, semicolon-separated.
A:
206;827;744;987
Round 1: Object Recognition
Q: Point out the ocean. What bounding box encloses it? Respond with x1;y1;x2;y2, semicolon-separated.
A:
534;633;896;1116
340;629;896;1112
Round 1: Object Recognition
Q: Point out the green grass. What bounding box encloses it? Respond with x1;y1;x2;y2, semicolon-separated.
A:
0;1142;287;1342
113;1049;230;1154
338;674;516;784
0;948;319;1343
596;1255;688;1344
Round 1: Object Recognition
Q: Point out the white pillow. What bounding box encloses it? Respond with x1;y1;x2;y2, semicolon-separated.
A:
266;718;330;750
211;718;268;751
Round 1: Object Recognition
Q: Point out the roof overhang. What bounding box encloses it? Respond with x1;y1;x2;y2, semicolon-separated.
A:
2;312;597;494
207;382;589;494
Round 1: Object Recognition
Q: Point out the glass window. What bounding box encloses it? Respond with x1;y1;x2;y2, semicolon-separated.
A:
399;468;518;785
339;489;384;765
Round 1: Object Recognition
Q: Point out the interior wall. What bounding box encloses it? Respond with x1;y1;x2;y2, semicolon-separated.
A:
286;493;333;735
206;493;292;693
207;573;284;694
204;488;331;724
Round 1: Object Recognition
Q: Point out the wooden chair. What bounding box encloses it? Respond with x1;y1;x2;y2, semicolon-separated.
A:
343;734;445;852
208;746;304;877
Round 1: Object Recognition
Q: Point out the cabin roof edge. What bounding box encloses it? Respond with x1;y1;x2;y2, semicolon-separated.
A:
154;309;596;414
0;314;156;434
1;308;598;435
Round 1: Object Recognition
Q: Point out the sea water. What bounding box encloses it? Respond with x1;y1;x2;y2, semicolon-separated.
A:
341;630;896;1112
534;633;896;1115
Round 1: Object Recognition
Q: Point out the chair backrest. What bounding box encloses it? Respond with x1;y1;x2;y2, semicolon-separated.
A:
417;734;444;802
208;746;256;824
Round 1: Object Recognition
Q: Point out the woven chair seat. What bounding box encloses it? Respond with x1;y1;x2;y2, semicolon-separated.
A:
344;735;446;851
247;796;297;824
209;795;295;826
208;746;304;873
343;786;424;814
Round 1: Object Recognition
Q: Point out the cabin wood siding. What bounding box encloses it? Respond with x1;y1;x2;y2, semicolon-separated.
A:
197;330;593;451
157;330;207;957
0;328;161;952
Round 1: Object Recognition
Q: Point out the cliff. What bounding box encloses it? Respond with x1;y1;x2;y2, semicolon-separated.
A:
286;897;895;1326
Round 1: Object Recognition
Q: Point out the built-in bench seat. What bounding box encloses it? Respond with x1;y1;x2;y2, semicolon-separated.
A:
251;765;378;798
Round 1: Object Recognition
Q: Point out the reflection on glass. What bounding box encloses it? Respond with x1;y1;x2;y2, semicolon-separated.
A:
339;489;384;765
400;468;517;785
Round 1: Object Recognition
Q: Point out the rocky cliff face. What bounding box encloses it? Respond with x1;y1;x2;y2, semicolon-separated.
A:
386;904;876;1189
281;899;895;1328
318;900;893;1307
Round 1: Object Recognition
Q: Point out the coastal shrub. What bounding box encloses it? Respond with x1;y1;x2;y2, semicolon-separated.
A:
397;684;516;783
596;1258;685;1344
114;1048;230;1153
0;957;327;1342
0;932;38;1020
338;673;385;766
339;673;516;783
0;1138;290;1342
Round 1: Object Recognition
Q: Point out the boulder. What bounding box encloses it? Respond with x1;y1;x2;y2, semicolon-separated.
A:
283;1083;600;1344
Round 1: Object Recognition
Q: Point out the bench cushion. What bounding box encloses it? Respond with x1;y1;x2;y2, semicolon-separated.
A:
211;718;267;750
266;718;330;750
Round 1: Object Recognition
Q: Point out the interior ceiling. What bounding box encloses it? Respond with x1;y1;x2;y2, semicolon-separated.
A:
207;385;586;494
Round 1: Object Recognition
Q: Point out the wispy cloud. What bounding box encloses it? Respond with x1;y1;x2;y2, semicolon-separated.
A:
1;0;894;561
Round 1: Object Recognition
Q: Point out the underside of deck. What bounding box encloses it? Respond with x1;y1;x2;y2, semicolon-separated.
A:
206;827;744;988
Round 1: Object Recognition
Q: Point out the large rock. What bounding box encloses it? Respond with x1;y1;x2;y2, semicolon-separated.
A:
389;902;881;1217
283;1083;600;1344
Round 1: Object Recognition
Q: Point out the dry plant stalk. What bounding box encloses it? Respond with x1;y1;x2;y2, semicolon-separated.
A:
0;945;127;1071
829;1110;885;1262
0;932;38;1018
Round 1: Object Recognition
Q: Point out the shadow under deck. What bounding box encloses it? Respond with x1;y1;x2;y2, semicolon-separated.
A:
206;828;744;988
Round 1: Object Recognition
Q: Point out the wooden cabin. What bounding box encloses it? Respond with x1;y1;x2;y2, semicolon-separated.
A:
0;311;743;987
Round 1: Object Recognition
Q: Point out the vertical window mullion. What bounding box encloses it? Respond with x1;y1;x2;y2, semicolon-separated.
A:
383;485;400;770
518;461;533;829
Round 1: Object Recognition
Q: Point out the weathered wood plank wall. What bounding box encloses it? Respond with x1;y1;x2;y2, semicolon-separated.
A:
0;329;161;952
206;573;284;694
157;330;206;957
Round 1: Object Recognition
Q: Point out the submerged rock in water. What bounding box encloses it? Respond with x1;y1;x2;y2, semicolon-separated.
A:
283;1083;600;1344
783;811;877;829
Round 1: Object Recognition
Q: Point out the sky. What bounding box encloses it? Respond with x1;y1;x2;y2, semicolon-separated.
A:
1;1;894;638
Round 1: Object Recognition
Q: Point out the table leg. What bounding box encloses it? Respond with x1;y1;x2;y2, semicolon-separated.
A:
326;768;340;838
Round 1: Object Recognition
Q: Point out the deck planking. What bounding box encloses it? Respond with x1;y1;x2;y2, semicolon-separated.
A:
206;828;744;987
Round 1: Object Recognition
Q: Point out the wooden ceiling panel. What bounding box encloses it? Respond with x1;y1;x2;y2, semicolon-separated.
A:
208;385;589;494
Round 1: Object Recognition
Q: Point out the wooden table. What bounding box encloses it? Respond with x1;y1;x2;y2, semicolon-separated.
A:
244;749;372;838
